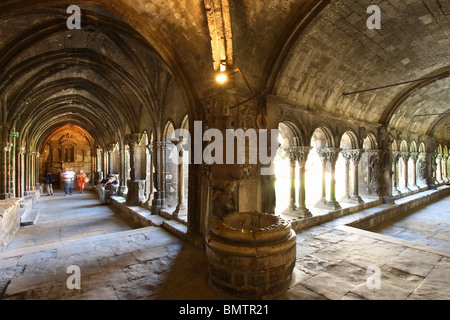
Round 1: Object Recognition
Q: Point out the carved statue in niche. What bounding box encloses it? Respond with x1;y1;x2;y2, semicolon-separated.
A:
211;180;238;218
418;159;426;181
368;155;380;195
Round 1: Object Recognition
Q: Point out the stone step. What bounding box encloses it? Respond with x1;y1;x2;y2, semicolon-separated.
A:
162;219;188;241
20;209;40;226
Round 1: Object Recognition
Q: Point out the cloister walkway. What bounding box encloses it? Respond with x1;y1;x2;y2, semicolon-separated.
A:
0;187;449;300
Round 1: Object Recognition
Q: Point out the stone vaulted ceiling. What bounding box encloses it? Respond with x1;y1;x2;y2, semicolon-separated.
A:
0;0;449;147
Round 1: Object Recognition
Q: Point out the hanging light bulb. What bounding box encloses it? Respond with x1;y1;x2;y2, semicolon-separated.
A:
216;61;228;84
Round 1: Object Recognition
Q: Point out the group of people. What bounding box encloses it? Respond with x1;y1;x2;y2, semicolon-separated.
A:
43;168;89;196
42;169;119;204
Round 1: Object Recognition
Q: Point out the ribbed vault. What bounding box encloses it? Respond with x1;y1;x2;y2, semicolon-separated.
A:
0;1;189;154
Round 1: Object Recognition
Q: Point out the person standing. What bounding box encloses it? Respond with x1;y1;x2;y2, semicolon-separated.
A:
61;168;76;196
76;170;87;193
43;172;54;196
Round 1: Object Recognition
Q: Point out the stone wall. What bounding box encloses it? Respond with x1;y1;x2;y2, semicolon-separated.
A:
0;199;21;251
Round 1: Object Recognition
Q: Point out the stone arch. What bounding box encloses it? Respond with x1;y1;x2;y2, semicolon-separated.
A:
339;130;359;150
363;133;379;150
310;126;334;150
279;121;305;147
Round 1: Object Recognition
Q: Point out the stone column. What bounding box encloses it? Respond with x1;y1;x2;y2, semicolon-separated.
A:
392;152;400;195
282;147;297;214
294;146;312;218
315;148;341;210
0;142;11;199
172;138;186;217
15;147;25;198
315;149;328;207
400;152;410;191
327;148;342;209
348;149;364;204
151;141;168;214
35;152;40;189
409;152;419;190
144;143;154;207
118;148;128;195
126;133;147;206
95;148;103;183
442;154;449;182
435;154;443;184
340;151;352;202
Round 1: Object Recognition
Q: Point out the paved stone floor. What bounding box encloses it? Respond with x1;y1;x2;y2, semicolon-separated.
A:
0;188;449;300
370;196;450;251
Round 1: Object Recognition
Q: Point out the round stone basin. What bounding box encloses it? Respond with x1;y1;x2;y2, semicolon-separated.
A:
206;212;296;299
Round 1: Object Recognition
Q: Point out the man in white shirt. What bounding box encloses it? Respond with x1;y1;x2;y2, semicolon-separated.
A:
61;168;76;196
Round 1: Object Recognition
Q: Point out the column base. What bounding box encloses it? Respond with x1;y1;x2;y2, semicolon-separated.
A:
0;193;12;200
173;203;187;217
151;196;167;214
348;195;364;204
315;199;341;210
126;180;146;206
326;200;342;210
282;204;297;215
293;206;312;219
314;197;328;208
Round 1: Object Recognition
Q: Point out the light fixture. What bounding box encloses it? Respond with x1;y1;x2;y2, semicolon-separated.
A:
216;72;228;84
216;61;228;84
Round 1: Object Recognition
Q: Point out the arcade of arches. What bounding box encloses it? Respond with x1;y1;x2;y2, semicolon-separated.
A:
0;0;449;300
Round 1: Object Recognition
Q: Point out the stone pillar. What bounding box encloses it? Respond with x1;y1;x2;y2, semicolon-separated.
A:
16;147;25;198
125;133;147;206
151;141;167;214
442;154;449;182
282;147;297;214
348;149;364;204
35;152;40;189
315;148;341;210
327;148;342;209
172;139;186;217
95;147;103;183
118;148;128;195
24;151;31;193
400;152;410;191
144;143;154;207
315;149;328;207
0;142;12;199
435;154;443;184
340;151;351;202
294;146;312;218
392;152;400;195
409;152;419;190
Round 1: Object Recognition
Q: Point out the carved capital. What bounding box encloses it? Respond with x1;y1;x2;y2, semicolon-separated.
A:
294;146;312;166
341;149;363;164
283;147;298;166
125;133;145;148
392;151;401;163
409;152;419;162
400;151;410;162
317;148;342;165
